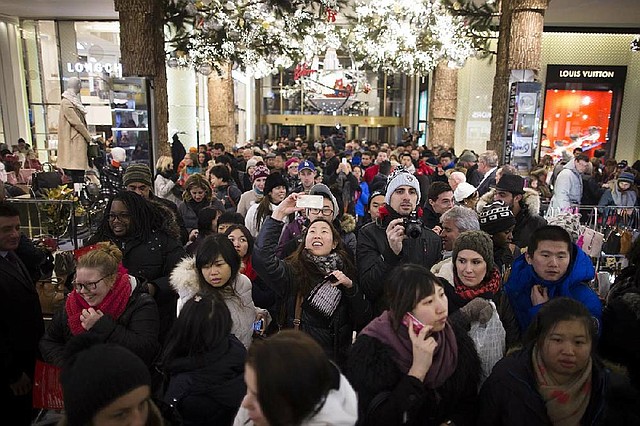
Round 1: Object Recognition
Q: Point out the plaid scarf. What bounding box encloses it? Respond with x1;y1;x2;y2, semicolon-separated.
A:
454;267;502;301
533;345;592;426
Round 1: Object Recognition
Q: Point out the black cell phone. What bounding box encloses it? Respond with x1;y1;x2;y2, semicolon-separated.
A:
324;274;339;283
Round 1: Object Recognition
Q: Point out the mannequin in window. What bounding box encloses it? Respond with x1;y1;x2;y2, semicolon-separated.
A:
57;77;91;183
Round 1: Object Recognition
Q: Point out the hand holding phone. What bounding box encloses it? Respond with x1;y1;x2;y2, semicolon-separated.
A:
402;312;427;335
253;319;264;333
296;194;324;209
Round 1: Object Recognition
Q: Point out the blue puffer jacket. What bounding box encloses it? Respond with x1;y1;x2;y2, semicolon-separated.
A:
504;244;601;333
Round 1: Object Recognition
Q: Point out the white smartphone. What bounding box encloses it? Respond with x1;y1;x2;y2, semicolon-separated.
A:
296;194;324;209
342;158;348;165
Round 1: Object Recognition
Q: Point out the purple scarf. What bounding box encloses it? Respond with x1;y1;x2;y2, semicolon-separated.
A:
360;311;458;389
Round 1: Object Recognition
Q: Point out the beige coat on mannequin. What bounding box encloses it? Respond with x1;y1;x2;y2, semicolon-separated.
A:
57;93;91;171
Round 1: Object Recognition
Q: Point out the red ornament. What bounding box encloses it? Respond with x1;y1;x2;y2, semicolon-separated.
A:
326;8;337;23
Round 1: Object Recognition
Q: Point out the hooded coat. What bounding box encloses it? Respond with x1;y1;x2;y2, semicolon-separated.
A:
598;179;638;207
477;188;547;249
504;245;601;333
548;159;583;211
170;257;261;348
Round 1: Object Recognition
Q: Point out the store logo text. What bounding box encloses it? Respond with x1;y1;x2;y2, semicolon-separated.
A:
66;62;123;77
559;70;615;78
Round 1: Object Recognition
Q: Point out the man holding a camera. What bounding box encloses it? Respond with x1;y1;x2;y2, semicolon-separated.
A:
357;169;442;315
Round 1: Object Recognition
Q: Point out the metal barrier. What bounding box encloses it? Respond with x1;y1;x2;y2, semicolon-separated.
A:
6;198;79;249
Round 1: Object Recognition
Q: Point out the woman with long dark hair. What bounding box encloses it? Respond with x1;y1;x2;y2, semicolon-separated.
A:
233;330;357;426
170;234;268;348
161;294;246;426
252;193;369;365
224;224;277;319
346;264;482;426
87;190;185;342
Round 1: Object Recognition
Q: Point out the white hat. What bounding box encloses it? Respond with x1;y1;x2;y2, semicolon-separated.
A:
384;169;421;204
454;182;477;202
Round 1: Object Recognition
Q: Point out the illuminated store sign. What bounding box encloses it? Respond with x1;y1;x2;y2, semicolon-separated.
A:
65;61;123;77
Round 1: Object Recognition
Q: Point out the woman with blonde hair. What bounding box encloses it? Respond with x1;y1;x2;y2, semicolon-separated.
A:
155;155;181;204
40;242;160;366
178;173;214;235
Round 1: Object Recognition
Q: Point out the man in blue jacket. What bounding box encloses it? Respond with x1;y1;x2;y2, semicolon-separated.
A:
505;225;602;333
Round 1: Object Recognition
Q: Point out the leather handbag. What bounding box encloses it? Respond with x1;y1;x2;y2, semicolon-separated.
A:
579;226;604;257
32;163;63;194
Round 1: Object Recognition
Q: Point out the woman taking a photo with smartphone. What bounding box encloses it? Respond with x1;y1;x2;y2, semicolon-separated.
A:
252;192;369;365
346;264;481;426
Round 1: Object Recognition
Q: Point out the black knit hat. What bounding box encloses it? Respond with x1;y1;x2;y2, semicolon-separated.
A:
479;200;516;235
263;172;287;195
123;163;153;187
452;230;495;273
61;340;151;426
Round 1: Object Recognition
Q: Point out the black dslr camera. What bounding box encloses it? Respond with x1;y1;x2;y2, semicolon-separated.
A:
403;211;422;239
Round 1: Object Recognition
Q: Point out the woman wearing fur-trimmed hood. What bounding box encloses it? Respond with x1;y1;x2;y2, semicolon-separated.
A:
170;234;269;348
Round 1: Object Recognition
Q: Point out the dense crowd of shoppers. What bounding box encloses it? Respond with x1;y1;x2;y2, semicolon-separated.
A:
2;134;640;425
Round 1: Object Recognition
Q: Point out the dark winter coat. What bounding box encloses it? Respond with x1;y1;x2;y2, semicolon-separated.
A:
599;266;640;389
345;317;481;426
252;216;371;365
0;251;44;424
214;183;242;212
477;188;546;249
357;208;442;315
478;346;640;425
39;276;159;366
421;203;441;229
162;336;246;426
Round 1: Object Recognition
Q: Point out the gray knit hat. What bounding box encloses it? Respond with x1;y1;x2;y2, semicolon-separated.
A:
309;183;339;220
452;230;495;274
479;201;516;235
384;168;421;204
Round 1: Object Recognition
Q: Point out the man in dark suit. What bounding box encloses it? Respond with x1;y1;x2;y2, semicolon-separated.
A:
476;150;499;196
0;203;44;425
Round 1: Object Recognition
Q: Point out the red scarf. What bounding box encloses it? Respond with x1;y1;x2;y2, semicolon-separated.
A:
453;267;502;301
66;264;132;335
243;255;258;281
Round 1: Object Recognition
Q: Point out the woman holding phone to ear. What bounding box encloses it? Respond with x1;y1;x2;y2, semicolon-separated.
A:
346;264;481;426
252;192;370;365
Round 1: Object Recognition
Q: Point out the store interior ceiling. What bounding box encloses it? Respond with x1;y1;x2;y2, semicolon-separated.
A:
0;0;638;28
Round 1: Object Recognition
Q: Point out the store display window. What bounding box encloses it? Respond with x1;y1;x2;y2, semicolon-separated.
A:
541;65;627;161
